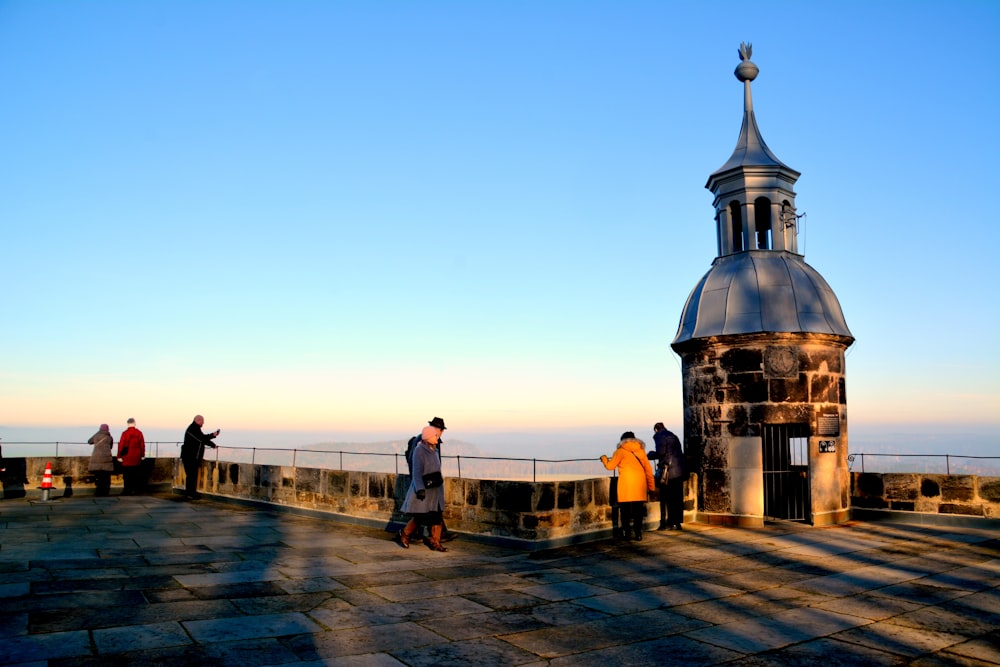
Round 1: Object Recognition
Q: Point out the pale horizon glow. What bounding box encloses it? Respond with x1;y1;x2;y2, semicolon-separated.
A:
1;2;997;447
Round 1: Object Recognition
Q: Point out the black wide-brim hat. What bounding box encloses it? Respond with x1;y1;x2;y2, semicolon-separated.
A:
428;417;447;430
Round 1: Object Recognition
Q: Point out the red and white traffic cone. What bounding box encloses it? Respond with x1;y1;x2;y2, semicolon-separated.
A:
39;461;54;501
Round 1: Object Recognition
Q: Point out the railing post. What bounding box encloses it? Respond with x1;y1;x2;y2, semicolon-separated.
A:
339;451;343;471
457;455;461;479
533;459;536;483
293;448;297;468
946;455;950;475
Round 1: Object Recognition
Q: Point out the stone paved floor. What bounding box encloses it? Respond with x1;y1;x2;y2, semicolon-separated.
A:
1;492;998;666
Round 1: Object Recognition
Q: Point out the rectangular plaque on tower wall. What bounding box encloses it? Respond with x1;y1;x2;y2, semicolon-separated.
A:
817;411;840;437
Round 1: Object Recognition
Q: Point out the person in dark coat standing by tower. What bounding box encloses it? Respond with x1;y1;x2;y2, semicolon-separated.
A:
649;422;686;530
181;415;219;500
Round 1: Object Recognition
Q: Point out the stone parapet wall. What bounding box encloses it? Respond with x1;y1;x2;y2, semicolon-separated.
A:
852;472;1000;518
0;456;174;498
185;459;698;548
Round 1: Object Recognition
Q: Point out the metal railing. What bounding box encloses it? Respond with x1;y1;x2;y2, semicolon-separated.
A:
0;441;180;459
0;441;605;482
204;445;603;482
4;442;998;479
847;453;1000;475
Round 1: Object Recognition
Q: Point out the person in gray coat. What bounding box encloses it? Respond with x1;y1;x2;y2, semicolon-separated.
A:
396;425;448;551
88;424;115;496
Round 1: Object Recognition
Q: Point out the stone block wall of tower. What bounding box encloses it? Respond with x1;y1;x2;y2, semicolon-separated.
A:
675;331;853;525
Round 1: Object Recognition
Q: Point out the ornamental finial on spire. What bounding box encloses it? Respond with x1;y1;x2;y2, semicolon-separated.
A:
735;42;759;82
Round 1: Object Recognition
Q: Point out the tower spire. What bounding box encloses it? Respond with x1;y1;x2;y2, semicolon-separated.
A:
736;42;758;114
706;43;801;256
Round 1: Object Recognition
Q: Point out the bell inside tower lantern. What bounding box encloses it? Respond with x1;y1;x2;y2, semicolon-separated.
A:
672;44;855;527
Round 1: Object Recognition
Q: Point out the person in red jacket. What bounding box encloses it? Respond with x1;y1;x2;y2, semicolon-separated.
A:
118;418;146;496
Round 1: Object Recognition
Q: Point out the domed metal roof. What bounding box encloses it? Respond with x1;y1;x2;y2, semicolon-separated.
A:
673;250;853;345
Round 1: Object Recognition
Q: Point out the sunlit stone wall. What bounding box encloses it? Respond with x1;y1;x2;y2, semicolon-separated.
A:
182;460;697;548
674;331;853;526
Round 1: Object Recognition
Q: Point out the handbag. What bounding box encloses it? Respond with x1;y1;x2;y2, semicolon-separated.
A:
658;463;670;486
422;470;443;489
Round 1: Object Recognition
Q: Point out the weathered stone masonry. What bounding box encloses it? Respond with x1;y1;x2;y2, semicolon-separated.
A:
676;332;852;523
184;459;697;548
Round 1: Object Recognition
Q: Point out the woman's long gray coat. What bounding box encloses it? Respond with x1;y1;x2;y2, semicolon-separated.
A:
88;429;115;472
401;441;444;514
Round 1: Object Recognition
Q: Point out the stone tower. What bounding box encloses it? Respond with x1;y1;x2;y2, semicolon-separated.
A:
671;44;855;527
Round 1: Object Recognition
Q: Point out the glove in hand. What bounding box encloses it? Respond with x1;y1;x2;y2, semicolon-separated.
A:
416;489;426;501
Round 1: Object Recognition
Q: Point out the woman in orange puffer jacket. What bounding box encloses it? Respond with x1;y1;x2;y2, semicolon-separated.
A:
601;432;656;541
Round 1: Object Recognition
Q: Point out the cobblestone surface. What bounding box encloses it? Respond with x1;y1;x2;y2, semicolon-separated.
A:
1;493;997;665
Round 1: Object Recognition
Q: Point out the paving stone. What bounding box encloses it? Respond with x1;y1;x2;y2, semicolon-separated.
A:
0;582;30;599
285;620;446;659
93;620;192;654
811;592;925;621
574;580;745;614
922;562;1000;592
4;589;146;614
370;573;528;603
722;636;908;667
937;635;1000;665
57;637;303;667
523;601;610;626
513;580;615;602
459;588;546;611
391;635;539;666
185;611;324;643
0;629;93;662
174;569;288;587
232;591;333;615
422;609;564;641
331;570;433;589
30;598;240;633
869;581;975;606
669;591;801;626
308;595;491;630
502;609;697;658
0;611;28;639
547;634;742;666
276;576;348;595
187;580;290;600
831;620;969;658
885;604;998;638
275;654;408;667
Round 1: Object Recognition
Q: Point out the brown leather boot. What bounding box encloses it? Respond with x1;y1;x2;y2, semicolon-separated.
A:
396;520;416;549
428;524;448;552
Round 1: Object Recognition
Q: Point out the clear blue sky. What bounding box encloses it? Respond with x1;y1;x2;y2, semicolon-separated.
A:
1;1;998;451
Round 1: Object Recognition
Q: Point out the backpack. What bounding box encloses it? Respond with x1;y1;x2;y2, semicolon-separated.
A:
404;435;420;472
